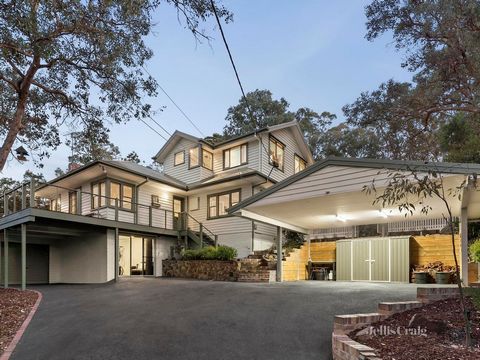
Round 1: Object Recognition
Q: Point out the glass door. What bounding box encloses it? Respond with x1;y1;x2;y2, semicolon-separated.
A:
118;234;154;276
173;196;185;230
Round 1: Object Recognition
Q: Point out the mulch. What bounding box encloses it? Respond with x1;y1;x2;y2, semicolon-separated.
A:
0;288;38;356
351;296;480;360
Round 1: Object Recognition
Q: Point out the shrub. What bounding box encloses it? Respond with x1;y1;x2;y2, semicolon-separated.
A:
469;239;480;262
180;245;237;261
215;245;237;260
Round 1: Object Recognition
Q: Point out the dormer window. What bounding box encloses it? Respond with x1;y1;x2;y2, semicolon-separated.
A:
174;151;185;166
189;147;199;168
294;154;307;174
269;136;285;171
202;148;213;171
224;143;248;169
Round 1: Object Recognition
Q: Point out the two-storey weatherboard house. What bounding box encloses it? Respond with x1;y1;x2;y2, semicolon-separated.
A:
0;120;313;286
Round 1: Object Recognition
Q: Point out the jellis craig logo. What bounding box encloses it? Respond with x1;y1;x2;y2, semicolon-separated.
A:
357;325;428;336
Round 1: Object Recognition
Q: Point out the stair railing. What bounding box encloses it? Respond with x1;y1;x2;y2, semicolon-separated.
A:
181;211;218;247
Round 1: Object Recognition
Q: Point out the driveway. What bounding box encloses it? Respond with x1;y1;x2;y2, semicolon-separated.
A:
12;279;419;360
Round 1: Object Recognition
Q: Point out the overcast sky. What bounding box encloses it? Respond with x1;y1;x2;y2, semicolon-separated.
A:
3;0;411;180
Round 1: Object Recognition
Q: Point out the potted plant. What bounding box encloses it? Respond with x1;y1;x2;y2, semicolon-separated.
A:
435;271;452;284
414;270;428;284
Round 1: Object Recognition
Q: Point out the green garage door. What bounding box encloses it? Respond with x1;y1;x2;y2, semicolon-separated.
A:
0;243;49;284
336;236;409;282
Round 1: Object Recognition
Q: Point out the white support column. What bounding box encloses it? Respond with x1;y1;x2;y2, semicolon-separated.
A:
460;207;469;286
21;224;26;290
114;227;119;282
307;234;311;262
3;229;8;288
276;226;283;282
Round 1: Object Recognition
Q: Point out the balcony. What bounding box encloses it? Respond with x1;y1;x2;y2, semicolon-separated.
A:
0;180;179;235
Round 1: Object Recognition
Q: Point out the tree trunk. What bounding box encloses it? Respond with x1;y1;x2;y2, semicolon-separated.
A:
0;95;28;171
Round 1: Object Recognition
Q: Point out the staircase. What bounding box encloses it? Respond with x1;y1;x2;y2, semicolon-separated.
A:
178;212;218;248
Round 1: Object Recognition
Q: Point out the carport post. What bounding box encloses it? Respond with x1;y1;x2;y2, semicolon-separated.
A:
460;207;469;286
3;229;8;288
21;224;27;290
276;226;283;282
114;227;119;282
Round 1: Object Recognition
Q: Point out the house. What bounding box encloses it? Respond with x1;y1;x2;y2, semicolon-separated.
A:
0;120;313;287
228;157;480;285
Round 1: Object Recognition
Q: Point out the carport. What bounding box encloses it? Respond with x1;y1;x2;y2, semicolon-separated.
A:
229;157;480;284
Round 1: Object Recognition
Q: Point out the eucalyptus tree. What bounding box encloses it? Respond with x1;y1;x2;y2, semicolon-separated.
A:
0;0;231;171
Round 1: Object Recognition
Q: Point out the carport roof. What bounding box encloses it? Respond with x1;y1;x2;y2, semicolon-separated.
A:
228;156;480;216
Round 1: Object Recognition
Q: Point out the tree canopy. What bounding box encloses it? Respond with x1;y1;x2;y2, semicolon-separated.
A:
0;0;232;171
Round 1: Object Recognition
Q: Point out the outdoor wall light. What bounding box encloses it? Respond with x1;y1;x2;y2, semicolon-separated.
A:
336;215;347;222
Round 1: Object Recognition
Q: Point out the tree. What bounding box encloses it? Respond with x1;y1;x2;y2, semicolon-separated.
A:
0;0;232;171
343;80;442;160
364;166;474;347
319;123;382;158
66;119;120;165
222;89;335;159
438;113;480;163
122;151;143;164
363;0;480;123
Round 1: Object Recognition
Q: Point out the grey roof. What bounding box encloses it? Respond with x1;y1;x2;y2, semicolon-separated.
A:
188;167;273;189
45;160;187;190
228;156;480;214
102;161;187;188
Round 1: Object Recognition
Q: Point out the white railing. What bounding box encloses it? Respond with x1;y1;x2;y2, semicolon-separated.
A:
309;226;357;240
387;218;452;233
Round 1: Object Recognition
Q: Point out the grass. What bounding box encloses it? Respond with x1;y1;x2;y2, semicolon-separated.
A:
465;287;480;309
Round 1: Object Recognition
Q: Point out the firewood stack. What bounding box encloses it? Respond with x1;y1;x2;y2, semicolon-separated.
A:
411;261;458;283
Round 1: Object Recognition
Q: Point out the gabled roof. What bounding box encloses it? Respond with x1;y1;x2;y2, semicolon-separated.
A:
228;156;480;214
152;120;314;164
153;130;201;163
46;160;187;190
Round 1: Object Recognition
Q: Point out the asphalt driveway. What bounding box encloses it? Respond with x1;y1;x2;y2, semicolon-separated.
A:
11;279;419;360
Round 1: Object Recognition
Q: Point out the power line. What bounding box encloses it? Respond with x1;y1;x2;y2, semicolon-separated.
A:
210;0;257;132
139;118;169;142
142;65;206;137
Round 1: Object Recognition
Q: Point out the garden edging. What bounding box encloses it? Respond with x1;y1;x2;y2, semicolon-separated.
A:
0;290;42;360
332;287;460;360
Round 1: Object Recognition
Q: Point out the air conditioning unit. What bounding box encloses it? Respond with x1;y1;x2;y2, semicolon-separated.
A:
151;195;161;208
270;155;279;168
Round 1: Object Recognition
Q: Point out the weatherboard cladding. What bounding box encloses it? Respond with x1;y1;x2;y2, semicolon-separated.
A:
162;138;205;184
228;157;480;214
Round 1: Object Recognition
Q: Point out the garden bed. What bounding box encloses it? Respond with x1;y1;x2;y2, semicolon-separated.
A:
351;296;480;360
0;288;39;356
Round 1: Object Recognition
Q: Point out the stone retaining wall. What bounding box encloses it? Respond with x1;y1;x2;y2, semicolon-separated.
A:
162;260;239;281
162;260;277;283
332;287;460;360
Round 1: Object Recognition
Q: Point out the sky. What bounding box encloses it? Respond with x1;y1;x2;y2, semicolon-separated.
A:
3;0;412;180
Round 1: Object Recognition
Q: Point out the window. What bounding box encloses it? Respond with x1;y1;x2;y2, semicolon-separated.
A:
207;189;241;219
92;181;106;209
294;154;307;174
202;148;213;170
122;185;133;210
189;147;199;168
69;191;78;214
110;182;121;207
269;136;285;171
189;196;200;211
224;144;248;169
49;195;61;212
174;151;185;166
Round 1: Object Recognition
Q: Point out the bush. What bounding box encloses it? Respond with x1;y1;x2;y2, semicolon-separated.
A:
469;239;480;262
215;245;237;260
181;245;237;261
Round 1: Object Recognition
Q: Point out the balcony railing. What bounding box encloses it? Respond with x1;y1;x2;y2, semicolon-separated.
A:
0;180;179;231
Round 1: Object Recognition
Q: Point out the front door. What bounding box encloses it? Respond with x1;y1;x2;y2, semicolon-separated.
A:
173;196;185;230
